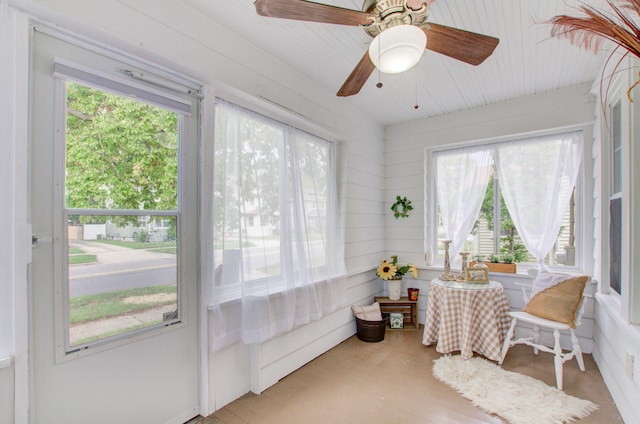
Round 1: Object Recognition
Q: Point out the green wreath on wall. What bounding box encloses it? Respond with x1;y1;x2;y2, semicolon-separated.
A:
391;195;413;219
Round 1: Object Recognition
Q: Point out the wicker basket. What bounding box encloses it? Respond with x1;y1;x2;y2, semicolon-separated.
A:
355;313;388;342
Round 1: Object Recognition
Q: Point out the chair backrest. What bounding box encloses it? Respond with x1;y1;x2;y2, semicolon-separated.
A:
518;268;592;326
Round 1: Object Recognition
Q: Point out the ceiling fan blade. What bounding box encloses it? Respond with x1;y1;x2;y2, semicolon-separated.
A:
337;51;376;97
425;23;499;66
255;0;373;26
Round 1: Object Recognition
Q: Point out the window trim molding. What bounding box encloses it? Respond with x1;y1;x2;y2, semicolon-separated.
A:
33;21;202;92
53;59;194;114
212;88;345;146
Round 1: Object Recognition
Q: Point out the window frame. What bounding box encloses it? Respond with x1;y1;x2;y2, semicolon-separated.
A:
52;61;199;360
600;76;623;301
608;97;623;296
424;127;588;273
598;61;640;324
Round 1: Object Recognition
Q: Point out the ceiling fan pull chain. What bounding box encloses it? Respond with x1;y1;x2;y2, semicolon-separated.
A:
414;67;419;109
376;33;383;88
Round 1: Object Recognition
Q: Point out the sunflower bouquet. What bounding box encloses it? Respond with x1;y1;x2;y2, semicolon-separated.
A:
376;255;418;280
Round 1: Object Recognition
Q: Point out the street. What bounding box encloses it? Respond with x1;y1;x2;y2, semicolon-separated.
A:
69;240;177;296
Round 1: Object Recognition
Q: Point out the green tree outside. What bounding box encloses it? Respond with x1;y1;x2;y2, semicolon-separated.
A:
66;82;178;231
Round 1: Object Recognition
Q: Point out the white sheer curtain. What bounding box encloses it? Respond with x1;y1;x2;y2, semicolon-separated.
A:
209;100;346;352
435;147;494;264
495;131;583;267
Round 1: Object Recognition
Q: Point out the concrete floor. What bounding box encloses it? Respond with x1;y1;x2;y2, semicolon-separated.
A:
193;329;623;423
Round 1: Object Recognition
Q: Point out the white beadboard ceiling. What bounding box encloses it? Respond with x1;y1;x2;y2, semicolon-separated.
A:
182;0;611;126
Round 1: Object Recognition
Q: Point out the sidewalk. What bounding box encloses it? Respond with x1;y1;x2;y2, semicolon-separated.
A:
71;239;175;264
70;304;177;343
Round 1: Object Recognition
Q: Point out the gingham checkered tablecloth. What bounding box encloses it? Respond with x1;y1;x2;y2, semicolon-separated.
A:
422;278;511;361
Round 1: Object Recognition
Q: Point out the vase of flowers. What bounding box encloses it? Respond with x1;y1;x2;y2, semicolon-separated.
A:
376;255;418;301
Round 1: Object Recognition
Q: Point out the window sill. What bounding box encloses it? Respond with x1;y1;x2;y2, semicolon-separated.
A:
595;292;640;337
419;263;585;278
208;272;348;310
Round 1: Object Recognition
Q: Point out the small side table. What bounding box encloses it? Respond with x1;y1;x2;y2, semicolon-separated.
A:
374;296;418;330
422;278;511;361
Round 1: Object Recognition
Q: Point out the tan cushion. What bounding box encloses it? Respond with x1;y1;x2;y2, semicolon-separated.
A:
522;275;590;328
351;302;383;321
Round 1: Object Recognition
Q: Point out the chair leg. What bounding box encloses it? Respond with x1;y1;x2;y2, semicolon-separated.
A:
570;329;585;372
553;329;563;390
499;317;517;365
532;325;540;355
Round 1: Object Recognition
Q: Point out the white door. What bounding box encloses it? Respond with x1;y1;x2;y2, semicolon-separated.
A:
29;29;200;424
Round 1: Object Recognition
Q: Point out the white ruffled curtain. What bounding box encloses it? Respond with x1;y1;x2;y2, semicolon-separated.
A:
495;131;583;268
209;100;346;352
435;147;494;264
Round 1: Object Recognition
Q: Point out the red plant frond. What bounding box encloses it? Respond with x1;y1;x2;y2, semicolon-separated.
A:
549;0;640;59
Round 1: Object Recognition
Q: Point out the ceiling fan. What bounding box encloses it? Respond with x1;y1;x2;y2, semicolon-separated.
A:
254;0;499;97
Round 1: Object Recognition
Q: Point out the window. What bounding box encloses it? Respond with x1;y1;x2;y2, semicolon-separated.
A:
460;172;577;266
609;100;622;294
428;131;583;270
612;100;623;195
58;69;192;351
212;100;339;294
209;99;345;350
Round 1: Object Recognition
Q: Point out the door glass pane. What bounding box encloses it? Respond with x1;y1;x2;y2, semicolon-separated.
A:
64;80;180;349
67;215;177;347
65;82;178;210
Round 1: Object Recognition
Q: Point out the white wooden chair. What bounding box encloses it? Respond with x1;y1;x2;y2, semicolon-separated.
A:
498;269;591;390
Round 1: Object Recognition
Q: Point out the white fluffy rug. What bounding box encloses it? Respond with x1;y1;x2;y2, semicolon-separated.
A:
432;355;598;424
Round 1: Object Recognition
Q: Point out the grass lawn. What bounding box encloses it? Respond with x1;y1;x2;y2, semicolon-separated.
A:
69;247;97;265
69;285;177;325
146;246;177;254
69;254;97;265
94;239;176;250
213;240;256;249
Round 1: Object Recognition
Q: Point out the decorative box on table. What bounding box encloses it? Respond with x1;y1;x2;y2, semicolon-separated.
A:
466;263;490;283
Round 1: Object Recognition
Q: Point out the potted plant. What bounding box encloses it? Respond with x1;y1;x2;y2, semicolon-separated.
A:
376;255;418;300
501;253;515;264
470;253;517;274
498;253;517;273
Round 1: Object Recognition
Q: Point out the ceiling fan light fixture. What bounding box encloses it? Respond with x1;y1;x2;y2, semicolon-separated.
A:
368;25;427;74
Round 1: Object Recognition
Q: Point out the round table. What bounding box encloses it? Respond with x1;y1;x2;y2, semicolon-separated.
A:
422;277;511;361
